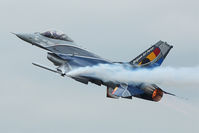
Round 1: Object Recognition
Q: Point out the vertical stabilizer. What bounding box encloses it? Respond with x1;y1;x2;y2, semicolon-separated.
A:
129;41;173;67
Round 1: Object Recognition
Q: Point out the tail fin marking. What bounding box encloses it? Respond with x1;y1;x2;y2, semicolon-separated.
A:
130;41;173;67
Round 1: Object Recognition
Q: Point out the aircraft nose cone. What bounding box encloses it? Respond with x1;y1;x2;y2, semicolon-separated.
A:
15;33;27;40
14;33;33;43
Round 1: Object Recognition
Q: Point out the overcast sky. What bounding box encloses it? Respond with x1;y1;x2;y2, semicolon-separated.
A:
0;0;198;133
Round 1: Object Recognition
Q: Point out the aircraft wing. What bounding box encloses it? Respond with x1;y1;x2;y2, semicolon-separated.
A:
38;33;103;60
46;44;102;59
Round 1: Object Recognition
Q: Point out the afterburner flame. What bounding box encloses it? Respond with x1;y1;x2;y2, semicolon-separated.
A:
152;88;163;102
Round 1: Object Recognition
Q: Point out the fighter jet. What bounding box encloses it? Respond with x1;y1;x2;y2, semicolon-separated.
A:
14;30;175;102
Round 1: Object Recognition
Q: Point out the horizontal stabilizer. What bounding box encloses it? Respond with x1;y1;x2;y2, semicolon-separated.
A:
112;85;131;97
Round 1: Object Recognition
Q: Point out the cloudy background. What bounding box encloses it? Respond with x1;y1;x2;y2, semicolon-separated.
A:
0;0;199;132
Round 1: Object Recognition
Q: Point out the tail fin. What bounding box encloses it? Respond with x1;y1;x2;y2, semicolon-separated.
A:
129;41;173;67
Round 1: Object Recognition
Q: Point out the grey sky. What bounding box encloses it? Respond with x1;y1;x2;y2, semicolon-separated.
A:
0;0;198;133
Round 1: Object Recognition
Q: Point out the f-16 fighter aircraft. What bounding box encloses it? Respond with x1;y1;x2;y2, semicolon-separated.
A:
14;30;175;102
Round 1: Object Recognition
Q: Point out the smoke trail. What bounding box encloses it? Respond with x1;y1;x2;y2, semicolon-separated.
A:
67;63;199;87
161;95;199;117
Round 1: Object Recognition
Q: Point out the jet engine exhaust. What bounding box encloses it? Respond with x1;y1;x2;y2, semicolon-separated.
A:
134;84;163;102
152;88;163;102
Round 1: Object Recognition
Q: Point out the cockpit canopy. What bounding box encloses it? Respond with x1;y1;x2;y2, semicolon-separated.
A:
40;30;73;42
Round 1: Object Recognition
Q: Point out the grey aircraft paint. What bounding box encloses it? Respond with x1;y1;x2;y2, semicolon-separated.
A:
14;30;174;102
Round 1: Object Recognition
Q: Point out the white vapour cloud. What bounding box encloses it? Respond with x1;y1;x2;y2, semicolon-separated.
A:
67;64;199;87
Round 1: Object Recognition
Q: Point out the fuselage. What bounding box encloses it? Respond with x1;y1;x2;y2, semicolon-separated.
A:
15;32;119;71
14;30;175;102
